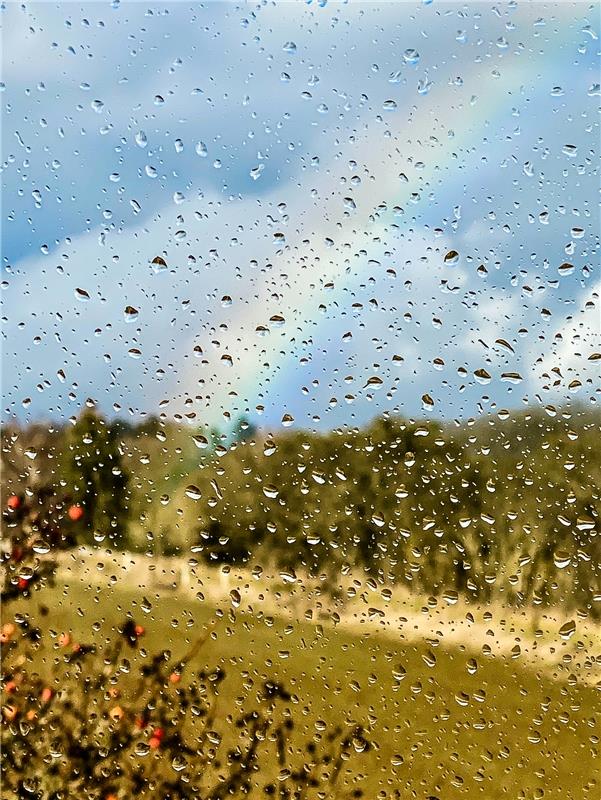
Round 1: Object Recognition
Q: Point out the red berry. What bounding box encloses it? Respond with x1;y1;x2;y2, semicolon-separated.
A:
7;495;21;510
11;546;24;563
1;623;16;643
148;735;161;749
68;504;84;522
40;687;53;703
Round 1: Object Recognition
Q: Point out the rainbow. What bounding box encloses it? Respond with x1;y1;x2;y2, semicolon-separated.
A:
174;52;565;430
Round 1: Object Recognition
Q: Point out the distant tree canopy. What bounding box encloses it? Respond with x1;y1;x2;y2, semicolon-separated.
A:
179;408;600;615
1;404;599;614
60;405;130;548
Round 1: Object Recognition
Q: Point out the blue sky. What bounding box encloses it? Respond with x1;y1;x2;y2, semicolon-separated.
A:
1;1;599;431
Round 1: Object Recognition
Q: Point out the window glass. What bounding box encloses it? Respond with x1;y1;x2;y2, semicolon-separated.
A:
2;3;599;799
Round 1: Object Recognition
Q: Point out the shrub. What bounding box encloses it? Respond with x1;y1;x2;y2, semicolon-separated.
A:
1;491;368;799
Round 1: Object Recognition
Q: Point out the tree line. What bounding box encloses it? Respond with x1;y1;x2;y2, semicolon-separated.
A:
2;403;599;615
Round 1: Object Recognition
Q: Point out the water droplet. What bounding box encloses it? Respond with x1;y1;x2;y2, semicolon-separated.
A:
280;568;297;584
151;256;168;273
417;77;432;95
171;755;187;772
403;48;420;64
442;589;458;605
392;665;407;682
474;368;492;385
185;485;202;500
421;393;434;410
124;306;139;322
558;620;576;640
422;650;437;668
444;250;459;265
135;742;150;757
553;551;571;569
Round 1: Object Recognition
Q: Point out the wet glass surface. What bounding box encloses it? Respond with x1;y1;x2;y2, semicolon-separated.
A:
1;3;599;798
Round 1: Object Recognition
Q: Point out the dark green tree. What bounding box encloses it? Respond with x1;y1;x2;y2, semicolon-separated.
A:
232;415;257;443
61;404;130;548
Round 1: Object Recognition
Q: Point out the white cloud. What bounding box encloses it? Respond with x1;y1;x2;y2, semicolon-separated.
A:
530;281;600;400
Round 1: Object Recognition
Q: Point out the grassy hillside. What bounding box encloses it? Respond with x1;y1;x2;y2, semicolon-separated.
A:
12;580;600;799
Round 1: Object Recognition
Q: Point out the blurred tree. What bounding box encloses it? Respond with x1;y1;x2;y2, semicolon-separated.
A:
196;519;253;565
61;404;130;548
232;415;257;443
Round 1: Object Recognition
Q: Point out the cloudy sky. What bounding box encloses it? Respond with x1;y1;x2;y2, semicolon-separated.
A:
1;1;599;431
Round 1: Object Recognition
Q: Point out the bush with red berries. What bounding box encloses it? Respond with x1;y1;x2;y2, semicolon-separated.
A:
1;490;369;799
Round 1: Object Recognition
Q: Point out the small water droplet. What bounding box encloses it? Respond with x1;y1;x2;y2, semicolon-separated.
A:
124;306;139;322
558;620;576;640
185;485;202;500
403;48;420;64
444;250;459;265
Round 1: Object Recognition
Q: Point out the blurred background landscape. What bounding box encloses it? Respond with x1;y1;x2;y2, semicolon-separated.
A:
2;402;600;615
2;401;600;798
1;1;599;797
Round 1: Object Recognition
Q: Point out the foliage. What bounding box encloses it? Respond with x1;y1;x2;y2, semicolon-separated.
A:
59;403;131;549
178;407;600;615
1;491;368;799
2;404;600;614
